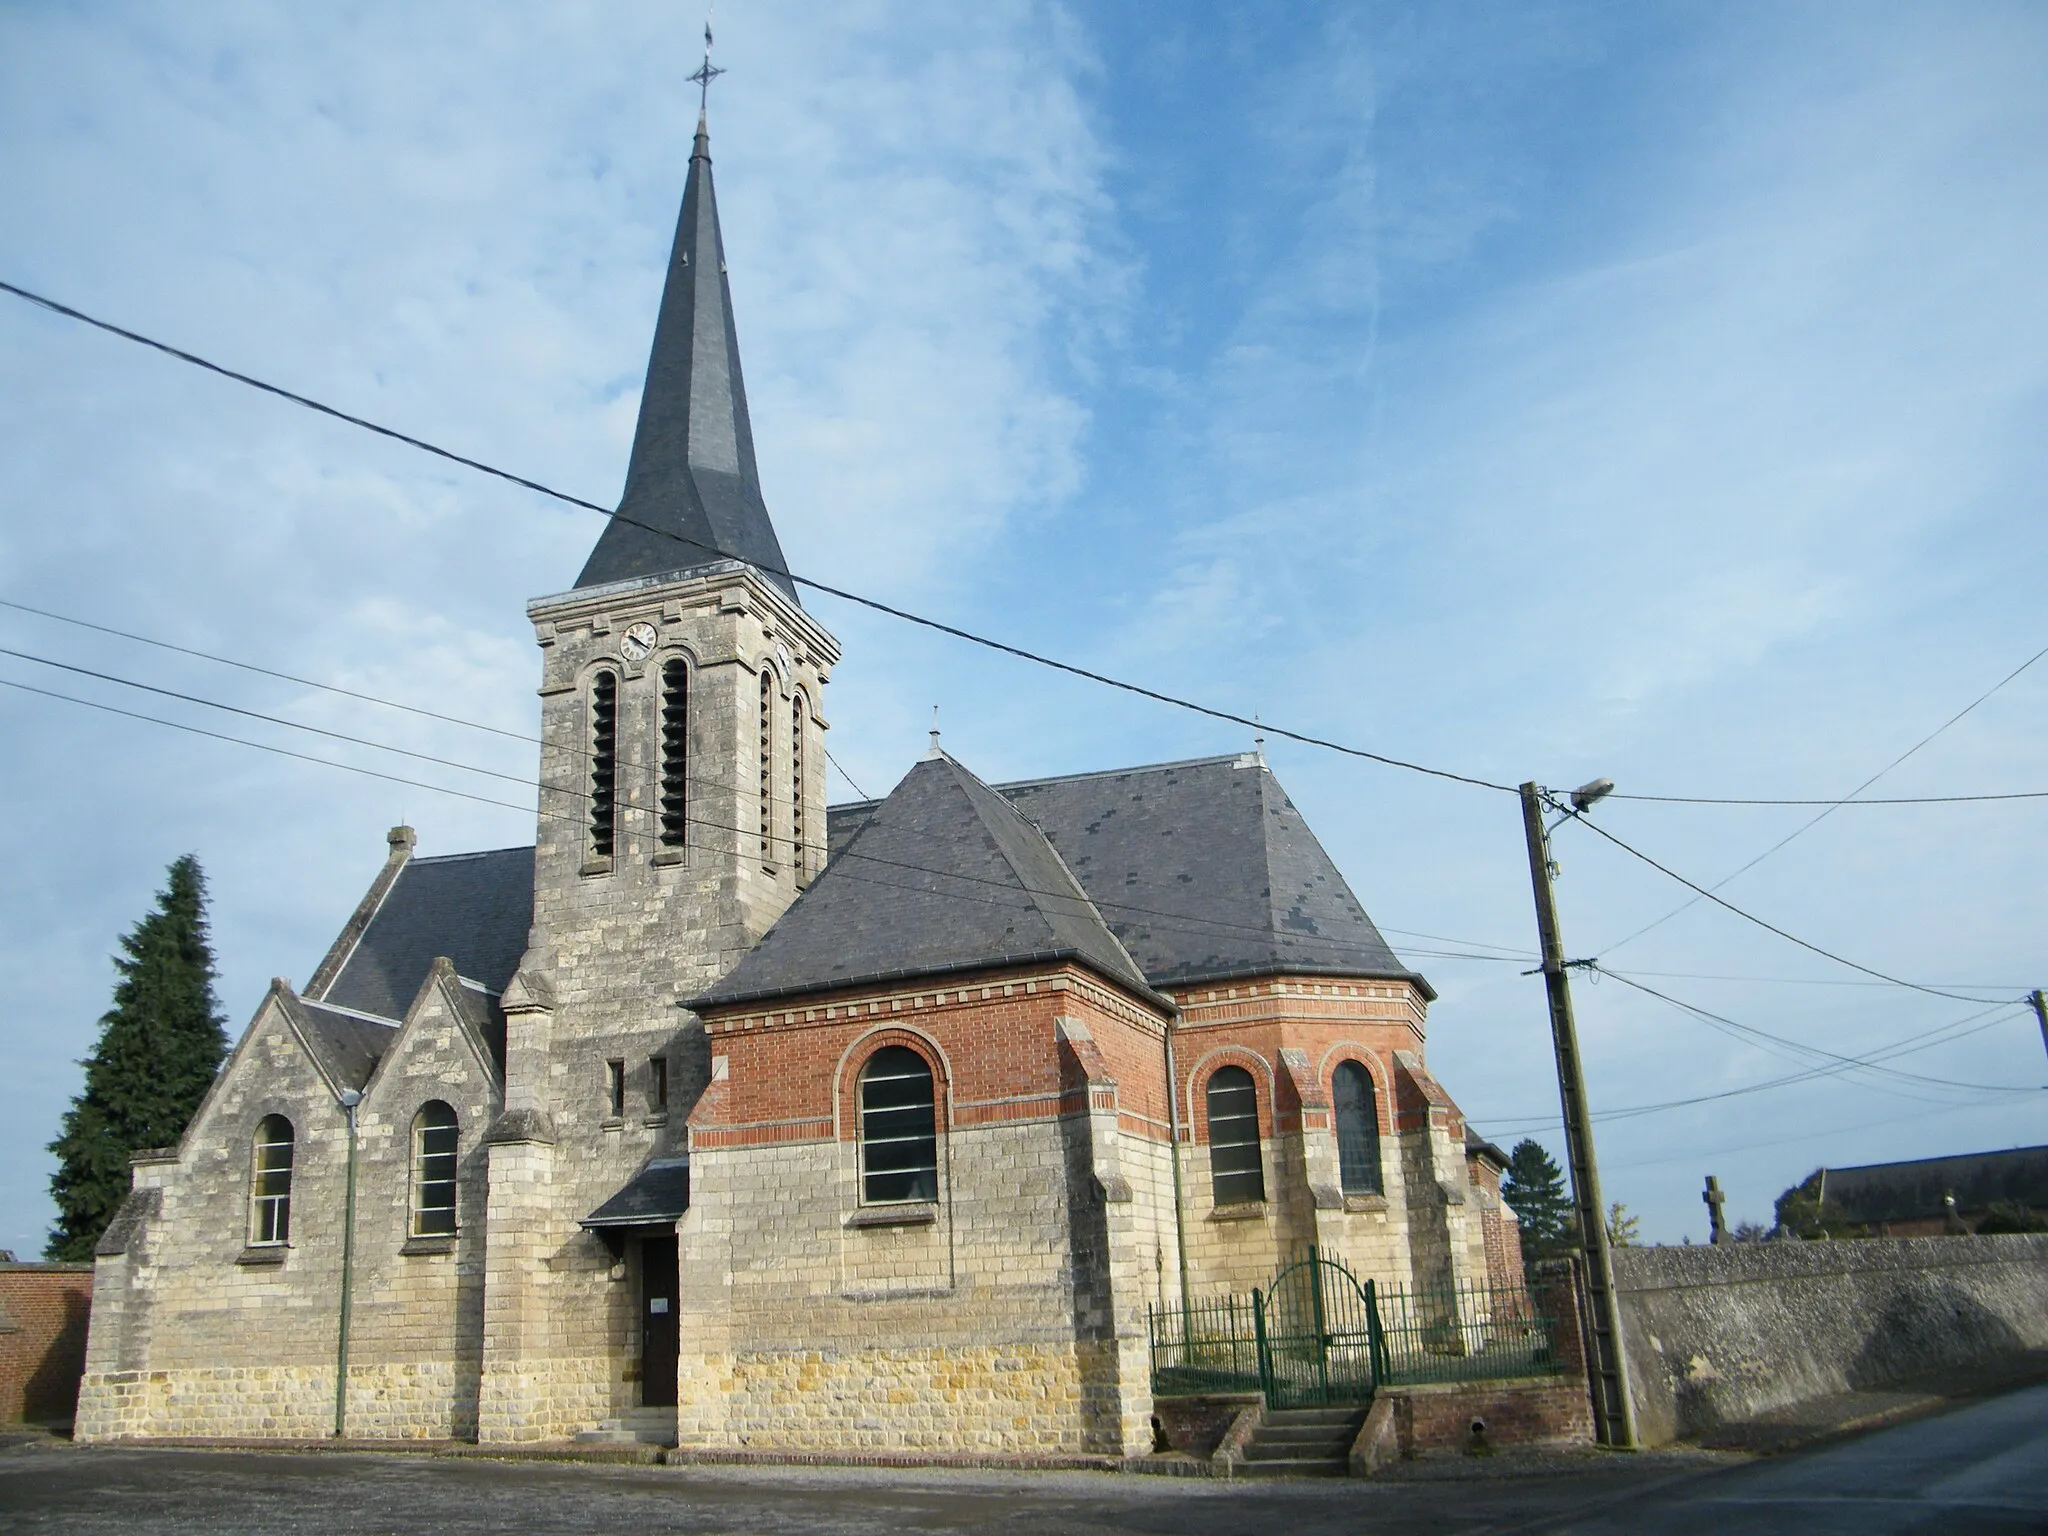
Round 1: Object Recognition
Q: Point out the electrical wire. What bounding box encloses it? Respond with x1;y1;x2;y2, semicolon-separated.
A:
0;277;1516;796
1600;638;2048;953
0;660;1522;970
1557;810;2008;1003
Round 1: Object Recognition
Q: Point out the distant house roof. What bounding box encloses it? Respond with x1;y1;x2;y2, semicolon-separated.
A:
1820;1145;2048;1226
828;753;1429;996
315;846;534;1022
695;753;1161;1012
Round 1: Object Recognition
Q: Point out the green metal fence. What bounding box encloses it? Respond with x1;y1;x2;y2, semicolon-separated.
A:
1148;1258;1560;1404
1374;1277;1559;1386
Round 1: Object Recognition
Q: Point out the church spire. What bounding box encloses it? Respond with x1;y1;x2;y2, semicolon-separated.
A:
576;93;797;601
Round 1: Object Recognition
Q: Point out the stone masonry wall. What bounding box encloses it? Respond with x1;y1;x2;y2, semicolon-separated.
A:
76;967;500;1443
484;562;840;1442
1614;1234;2048;1446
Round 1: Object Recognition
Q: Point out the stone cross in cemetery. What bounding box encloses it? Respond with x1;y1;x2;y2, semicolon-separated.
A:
1702;1175;1728;1244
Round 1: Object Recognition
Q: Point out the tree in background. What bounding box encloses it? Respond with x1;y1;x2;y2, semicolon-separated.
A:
1773;1169;1864;1239
1501;1138;1576;1261
46;855;228;1260
1605;1202;1641;1247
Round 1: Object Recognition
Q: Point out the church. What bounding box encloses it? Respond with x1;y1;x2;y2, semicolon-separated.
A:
75;105;1522;1457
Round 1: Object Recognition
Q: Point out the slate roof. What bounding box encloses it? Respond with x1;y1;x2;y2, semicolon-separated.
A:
1820;1145;2048;1226
284;996;397;1093
576;113;797;603
581;1156;692;1230
828;753;1427;996
316;846;533;1022
693;754;1159;1011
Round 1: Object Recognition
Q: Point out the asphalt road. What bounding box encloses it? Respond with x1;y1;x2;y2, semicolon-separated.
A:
2;1385;2042;1534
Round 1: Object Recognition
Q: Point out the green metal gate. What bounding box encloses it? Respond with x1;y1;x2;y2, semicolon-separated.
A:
1254;1248;1386;1408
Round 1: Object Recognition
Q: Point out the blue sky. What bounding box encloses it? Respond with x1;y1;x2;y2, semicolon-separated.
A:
1;1;2043;1256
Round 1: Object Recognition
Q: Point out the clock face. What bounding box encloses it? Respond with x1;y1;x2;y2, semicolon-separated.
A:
620;621;659;662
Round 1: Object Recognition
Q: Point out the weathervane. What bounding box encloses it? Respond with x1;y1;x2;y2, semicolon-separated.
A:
687;9;725;112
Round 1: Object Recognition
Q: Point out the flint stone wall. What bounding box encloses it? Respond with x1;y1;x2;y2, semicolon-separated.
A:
1613;1233;2048;1445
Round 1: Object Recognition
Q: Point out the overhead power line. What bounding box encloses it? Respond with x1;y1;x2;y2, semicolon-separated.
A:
0;662;1520;970
0;277;1514;796
1558;810;2008;1004
1602;638;2048;952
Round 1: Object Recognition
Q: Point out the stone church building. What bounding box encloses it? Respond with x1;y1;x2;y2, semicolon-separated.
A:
76;109;1521;1456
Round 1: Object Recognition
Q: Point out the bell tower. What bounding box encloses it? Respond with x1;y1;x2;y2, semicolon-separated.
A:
480;103;839;1443
527;104;838;1011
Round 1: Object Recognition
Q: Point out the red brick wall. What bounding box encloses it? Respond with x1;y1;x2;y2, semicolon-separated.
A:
693;963;1174;1150
1387;1376;1594;1454
0;1265;92;1425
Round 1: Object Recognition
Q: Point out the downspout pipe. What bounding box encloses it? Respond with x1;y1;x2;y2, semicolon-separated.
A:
333;1088;361;1439
1163;1020;1191;1326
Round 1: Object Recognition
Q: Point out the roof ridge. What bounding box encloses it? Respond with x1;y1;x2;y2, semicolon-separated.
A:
408;844;536;866
993;752;1257;793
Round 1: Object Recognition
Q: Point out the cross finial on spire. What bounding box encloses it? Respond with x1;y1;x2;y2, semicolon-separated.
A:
688;11;725;114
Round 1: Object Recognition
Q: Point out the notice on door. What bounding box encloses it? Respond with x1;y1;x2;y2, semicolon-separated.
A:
649;1298;670;1314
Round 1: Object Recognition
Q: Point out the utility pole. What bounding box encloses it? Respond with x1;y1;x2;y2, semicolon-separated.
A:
1519;781;1638;1449
2031;990;2048;1064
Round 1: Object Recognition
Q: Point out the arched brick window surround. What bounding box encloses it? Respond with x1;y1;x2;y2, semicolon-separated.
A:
1181;1046;1273;1144
833;1027;952;1206
1316;1043;1393;1135
1330;1060;1384;1196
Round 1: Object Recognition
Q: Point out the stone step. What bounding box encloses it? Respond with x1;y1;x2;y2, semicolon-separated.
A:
1253;1417;1368;1441
1237;1457;1350;1479
573;1408;677;1446
1245;1430;1355;1455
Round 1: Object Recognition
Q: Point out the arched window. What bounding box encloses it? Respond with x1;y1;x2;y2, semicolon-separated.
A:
411;1101;459;1237
659;658;689;848
758;668;774;864
589;669;618;861
859;1046;938;1204
1205;1066;1264;1205
1333;1060;1383;1195
790;688;808;873
250;1114;294;1245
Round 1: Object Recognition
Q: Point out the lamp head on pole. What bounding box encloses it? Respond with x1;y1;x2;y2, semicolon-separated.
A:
1570;777;1615;814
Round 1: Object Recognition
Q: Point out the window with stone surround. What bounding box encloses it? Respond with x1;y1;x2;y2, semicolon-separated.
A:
1333;1060;1383;1195
858;1045;938;1204
649;1055;669;1114
658;658;689;848
589;668;619;862
410;1101;459;1237
605;1059;626;1120
249;1114;294;1245
1205;1066;1264;1205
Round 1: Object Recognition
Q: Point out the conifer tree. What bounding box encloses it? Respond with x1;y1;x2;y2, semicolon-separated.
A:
45;855;228;1260
1501;1137;1577;1261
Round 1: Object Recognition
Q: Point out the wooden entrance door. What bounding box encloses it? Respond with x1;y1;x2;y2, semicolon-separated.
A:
640;1234;679;1408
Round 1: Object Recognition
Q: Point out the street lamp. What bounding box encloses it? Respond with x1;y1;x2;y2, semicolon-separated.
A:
1517;780;1637;1449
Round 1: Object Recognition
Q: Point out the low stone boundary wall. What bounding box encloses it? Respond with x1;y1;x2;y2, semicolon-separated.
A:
1152;1393;1262;1459
0;1264;93;1425
1613;1233;2048;1445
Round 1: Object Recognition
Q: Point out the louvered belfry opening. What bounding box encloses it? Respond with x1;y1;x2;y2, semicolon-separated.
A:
590;669;619;860
790;689;807;873
758;669;774;864
659;658;689;848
